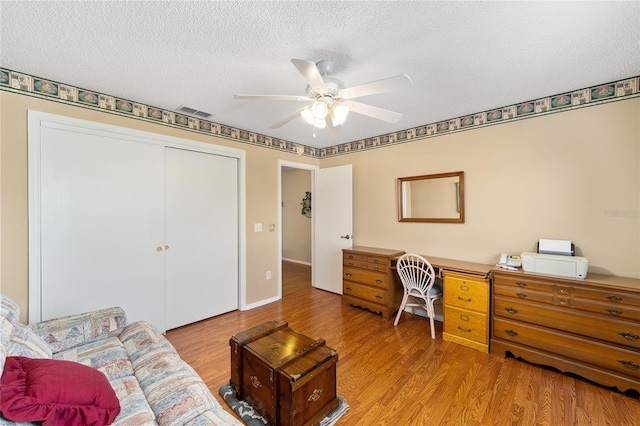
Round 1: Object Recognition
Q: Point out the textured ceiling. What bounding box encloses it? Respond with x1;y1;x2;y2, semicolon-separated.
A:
1;1;639;149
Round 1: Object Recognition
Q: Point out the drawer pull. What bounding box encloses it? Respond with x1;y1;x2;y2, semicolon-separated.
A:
618;331;639;341
348;255;354;259
558;287;569;294
607;309;623;316
250;375;262;388
606;295;623;302
516;293;528;299
375;295;382;300
505;307;519;314
558;298;568;305
374;266;380;271
376;279;382;284
373;259;380;264
516;281;528;287
346;287;352;292
457;296;472;302
308;388;323;402
346;273;352;277
460;284;470;291
457;326;472;333
505;329;518;337
618;360;640;370
347;262;354;266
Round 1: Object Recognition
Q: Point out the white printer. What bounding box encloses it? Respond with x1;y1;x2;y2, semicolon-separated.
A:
521;239;589;279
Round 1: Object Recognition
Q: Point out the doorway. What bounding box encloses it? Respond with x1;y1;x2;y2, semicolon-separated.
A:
278;161;316;297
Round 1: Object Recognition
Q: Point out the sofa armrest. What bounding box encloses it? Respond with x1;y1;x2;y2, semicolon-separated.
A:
29;307;127;354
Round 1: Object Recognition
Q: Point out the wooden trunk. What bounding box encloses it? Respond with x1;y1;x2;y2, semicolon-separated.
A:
229;321;339;426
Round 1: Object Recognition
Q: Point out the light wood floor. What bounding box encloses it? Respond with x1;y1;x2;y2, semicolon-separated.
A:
166;261;640;425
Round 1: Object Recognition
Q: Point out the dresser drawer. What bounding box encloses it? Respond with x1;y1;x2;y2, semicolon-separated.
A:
573;286;640;306
493;274;558;293
494;296;640;349
444;305;488;344
493;284;556;305
343;267;388;288
493;317;640;380
343;281;388;305
572;297;640;322
444;275;488;312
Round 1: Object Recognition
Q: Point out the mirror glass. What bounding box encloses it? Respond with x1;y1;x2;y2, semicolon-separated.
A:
398;171;464;223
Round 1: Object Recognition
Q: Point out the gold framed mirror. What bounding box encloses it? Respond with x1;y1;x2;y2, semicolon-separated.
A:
397;171;464;223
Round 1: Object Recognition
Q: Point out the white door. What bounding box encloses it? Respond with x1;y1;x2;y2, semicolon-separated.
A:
313;165;353;293
164;148;239;329
39;125;166;330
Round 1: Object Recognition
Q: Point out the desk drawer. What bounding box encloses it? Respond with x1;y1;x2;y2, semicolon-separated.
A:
343;253;367;262
493;317;640;380
343;281;387;305
343;267;388;288
444;306;488;344
343;258;367;268
444;275;488;312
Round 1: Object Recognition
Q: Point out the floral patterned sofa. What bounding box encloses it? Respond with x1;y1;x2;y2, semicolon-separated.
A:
0;294;241;425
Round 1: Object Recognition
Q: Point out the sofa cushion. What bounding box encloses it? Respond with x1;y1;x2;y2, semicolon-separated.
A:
29;307;127;354
1;295;21;373
54;335;134;381
109;375;157;425
0;356;121;426
6;323;52;359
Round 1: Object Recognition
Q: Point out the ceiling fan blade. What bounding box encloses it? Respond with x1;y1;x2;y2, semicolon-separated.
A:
234;94;310;101
339;74;413;99
291;59;326;90
269;106;307;129
348;101;403;123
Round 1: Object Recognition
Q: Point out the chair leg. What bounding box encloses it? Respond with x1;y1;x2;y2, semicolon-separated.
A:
427;300;436;339
394;294;409;326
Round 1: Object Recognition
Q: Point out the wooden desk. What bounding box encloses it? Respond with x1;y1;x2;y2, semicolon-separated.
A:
392;254;493;352
390;255;493;277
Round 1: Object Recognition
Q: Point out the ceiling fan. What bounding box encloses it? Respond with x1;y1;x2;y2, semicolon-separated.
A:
234;59;413;130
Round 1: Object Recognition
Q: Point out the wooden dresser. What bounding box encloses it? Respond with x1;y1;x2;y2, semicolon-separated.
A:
491;269;640;393
442;270;490;353
342;246;405;319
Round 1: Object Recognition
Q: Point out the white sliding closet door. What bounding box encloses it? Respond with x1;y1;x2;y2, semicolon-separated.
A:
164;147;239;330
39;126;166;330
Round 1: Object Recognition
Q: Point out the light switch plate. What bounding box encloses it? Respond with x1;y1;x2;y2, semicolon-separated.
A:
254;223;262;232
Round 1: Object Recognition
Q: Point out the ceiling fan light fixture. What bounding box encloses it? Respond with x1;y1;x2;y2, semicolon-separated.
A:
300;106;326;128
310;100;329;119
330;102;350;126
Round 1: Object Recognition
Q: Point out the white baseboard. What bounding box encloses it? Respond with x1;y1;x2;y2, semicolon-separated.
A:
282;258;312;266
243;295;280;310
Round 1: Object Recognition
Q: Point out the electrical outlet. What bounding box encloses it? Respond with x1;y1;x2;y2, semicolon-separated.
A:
266;271;271;280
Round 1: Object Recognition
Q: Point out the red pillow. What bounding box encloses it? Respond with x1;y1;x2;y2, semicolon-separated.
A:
0;356;120;426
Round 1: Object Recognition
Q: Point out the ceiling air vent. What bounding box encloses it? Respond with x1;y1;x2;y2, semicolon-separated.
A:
175;105;212;119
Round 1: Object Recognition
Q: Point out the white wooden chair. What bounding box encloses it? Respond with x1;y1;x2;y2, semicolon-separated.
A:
393;254;443;339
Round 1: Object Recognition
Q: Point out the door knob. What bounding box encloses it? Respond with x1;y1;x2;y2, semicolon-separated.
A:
340;235;352;239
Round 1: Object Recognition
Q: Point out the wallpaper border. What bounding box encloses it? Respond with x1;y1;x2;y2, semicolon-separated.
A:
1;68;638;158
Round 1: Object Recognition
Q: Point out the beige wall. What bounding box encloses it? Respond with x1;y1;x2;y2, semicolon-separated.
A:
282;169;312;264
2;91;639;323
322;98;640;278
0;91;318;322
